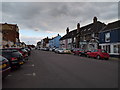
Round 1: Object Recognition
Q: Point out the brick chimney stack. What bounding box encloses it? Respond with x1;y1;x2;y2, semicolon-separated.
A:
66;27;69;34
77;23;80;33
93;16;97;23
76;23;80;48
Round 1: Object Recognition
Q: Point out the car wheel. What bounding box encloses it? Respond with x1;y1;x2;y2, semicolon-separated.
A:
105;58;109;60
87;54;90;58
79;53;81;56
96;55;101;59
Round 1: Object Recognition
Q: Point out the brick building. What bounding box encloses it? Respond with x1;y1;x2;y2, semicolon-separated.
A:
0;23;20;48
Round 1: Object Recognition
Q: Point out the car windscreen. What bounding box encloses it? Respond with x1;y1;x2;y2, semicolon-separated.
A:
21;49;27;52
79;49;84;51
2;51;22;58
0;56;8;62
101;50;107;53
0;55;3;62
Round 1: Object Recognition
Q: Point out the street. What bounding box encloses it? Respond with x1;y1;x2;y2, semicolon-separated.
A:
2;50;118;88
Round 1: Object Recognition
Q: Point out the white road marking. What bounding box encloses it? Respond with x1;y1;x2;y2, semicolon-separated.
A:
25;64;35;67
24;73;36;76
8;74;12;77
33;73;36;76
24;74;33;76
32;64;35;67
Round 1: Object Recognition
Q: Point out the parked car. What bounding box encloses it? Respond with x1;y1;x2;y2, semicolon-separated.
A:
72;48;85;55
56;48;64;54
63;49;72;54
52;48;56;51
0;49;24;69
0;56;11;79
54;48;59;53
86;49;109;60
49;48;53;51
55;48;71;54
5;48;28;61
44;47;49;51
24;47;31;56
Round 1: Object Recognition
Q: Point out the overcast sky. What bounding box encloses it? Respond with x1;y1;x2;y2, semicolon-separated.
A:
1;1;119;45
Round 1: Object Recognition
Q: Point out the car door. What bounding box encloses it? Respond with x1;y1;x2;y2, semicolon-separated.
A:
93;50;98;57
90;50;94;57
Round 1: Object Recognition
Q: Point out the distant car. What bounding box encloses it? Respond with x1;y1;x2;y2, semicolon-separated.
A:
44;48;49;51
49;48;53;51
54;48;59;53
63;49;72;54
52;48;56;51
55;48;71;54
0;56;11;79
72;48;85;55
57;48;64;54
86;49;109;60
1;49;24;68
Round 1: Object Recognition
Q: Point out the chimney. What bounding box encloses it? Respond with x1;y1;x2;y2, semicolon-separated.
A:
77;23;80;33
93;16;97;23
66;27;69;34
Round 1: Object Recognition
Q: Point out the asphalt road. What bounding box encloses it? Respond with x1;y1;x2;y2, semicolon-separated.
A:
2;50;118;88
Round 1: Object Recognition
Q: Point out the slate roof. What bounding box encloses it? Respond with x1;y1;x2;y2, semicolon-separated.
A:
60;29;77;40
100;20;120;32
60;21;106;40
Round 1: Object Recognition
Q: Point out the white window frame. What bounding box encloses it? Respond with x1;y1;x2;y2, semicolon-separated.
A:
105;32;110;42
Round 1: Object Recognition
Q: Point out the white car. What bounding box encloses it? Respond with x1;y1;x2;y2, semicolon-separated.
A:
54;48;59;53
56;48;64;54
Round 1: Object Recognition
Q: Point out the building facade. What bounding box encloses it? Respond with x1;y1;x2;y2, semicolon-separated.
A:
0;23;20;48
49;34;61;48
60;27;77;49
99;20;120;57
60;17;106;50
37;37;51;48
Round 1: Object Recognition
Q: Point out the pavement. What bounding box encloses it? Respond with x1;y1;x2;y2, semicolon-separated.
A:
109;57;120;61
2;50;118;88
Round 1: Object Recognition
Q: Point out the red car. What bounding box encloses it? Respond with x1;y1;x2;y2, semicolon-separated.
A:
72;48;85;56
86;49;109;60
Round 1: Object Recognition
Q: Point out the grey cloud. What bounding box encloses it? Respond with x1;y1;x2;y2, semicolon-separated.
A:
1;2;118;33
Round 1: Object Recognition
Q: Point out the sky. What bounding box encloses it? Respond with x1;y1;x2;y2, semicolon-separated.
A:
1;0;119;45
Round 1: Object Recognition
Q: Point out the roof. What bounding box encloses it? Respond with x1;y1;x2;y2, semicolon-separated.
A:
50;35;61;40
60;21;106;40
100;20;120;32
60;29;77;40
0;23;19;31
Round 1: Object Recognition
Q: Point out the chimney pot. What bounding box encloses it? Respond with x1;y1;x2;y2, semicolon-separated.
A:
77;23;80;33
66;27;69;34
93;16;97;23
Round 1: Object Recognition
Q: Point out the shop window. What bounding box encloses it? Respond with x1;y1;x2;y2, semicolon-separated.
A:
103;46;106;50
106;45;110;53
114;45;118;53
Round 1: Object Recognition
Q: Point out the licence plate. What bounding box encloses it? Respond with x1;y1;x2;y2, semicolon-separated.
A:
19;62;24;64
0;64;7;69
